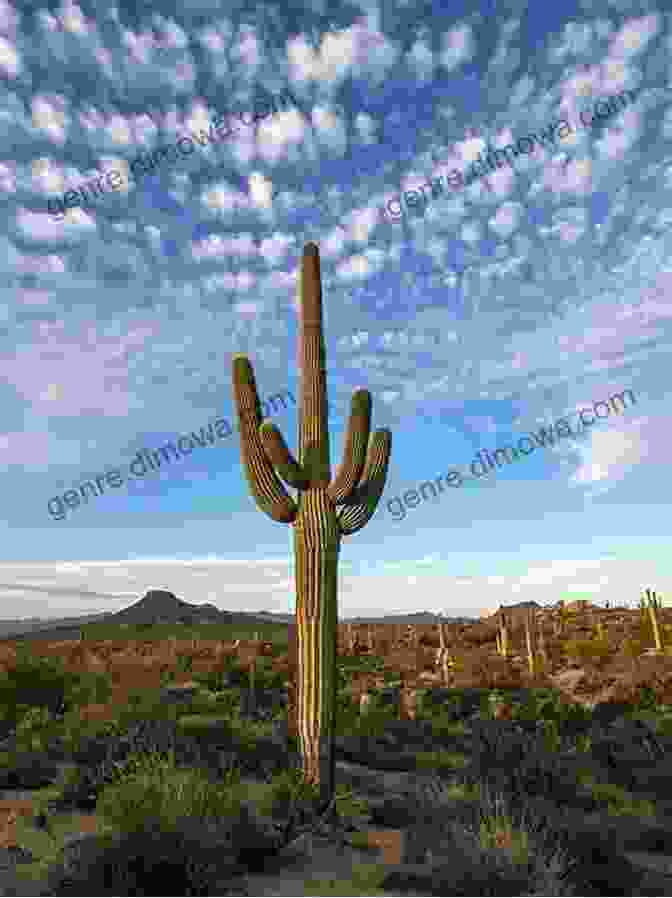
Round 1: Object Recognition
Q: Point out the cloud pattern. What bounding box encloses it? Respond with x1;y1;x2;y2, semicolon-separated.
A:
0;1;670;617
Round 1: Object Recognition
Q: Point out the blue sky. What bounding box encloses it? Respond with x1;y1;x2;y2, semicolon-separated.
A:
1;0;671;620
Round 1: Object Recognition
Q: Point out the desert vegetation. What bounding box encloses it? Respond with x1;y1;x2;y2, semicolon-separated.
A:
0;592;670;893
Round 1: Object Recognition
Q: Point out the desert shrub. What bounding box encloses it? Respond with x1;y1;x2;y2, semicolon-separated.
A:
631;684;659;712
578;777;656;816
11;705;59;751
465;780;576;895
396;785;575;897
0;653;78;725
96;750;242;833
334;783;370;818
462;720;594;817
232;658;286;693
66;669;114;708
507;690;593;745
225;721;292;779
0;747;60;788
59;719;221;812
43;816;263;896
536;718;562;753
466;720;531;786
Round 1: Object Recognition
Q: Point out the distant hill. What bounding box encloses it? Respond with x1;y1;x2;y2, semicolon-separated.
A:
341;612;478;624
0;611;112;639
0;590;480;644
111;589;227;626
2;590;295;643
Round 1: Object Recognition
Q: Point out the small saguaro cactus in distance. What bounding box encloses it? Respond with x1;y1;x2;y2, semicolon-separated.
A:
437;611;452;686
525;610;535;676
231;243;392;810
497;610;509;658
642;588;664;653
537;624;548;670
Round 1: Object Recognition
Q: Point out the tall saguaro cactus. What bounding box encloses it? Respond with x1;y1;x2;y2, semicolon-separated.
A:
231;243;392;808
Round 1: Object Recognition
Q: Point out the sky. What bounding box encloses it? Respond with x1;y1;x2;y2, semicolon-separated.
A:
1;0;671;621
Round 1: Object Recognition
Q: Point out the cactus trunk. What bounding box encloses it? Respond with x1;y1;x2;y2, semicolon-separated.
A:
294;504;340;803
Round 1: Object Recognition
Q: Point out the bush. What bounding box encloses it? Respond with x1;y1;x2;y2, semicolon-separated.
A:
10;705;62;754
0;654;76;724
449;780;574;895
59;719;222;812
388;798;576;897
42;749;283;893
44;821;248;895
96;751;242;834
0;653;114;744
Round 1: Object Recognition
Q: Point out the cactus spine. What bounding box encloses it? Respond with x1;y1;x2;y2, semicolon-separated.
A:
231;243;392;808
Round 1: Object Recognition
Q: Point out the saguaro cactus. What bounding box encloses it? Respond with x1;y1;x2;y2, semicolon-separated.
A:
231;243;392;808
497;610;509;658
642;588;664;653
437;612;452;686
525;610;535;676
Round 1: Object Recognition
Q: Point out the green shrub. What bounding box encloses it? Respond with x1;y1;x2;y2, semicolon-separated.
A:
632;685;659;712
58;719;218;813
0;653;113;738
97;751;242;834
0;654;74;722
50;749;282;893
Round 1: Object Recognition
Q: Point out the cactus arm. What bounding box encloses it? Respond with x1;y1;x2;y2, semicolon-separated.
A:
259;420;310;489
337;428;392;536
231;354;298;523
327;389;372;505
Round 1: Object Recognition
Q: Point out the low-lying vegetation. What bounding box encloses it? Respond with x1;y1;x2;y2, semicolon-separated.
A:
0;604;670;894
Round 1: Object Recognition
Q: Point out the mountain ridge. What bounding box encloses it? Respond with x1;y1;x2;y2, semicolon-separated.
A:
0;589;483;641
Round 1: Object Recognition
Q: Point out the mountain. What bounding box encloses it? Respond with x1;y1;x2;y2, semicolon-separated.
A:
111;589;227;626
